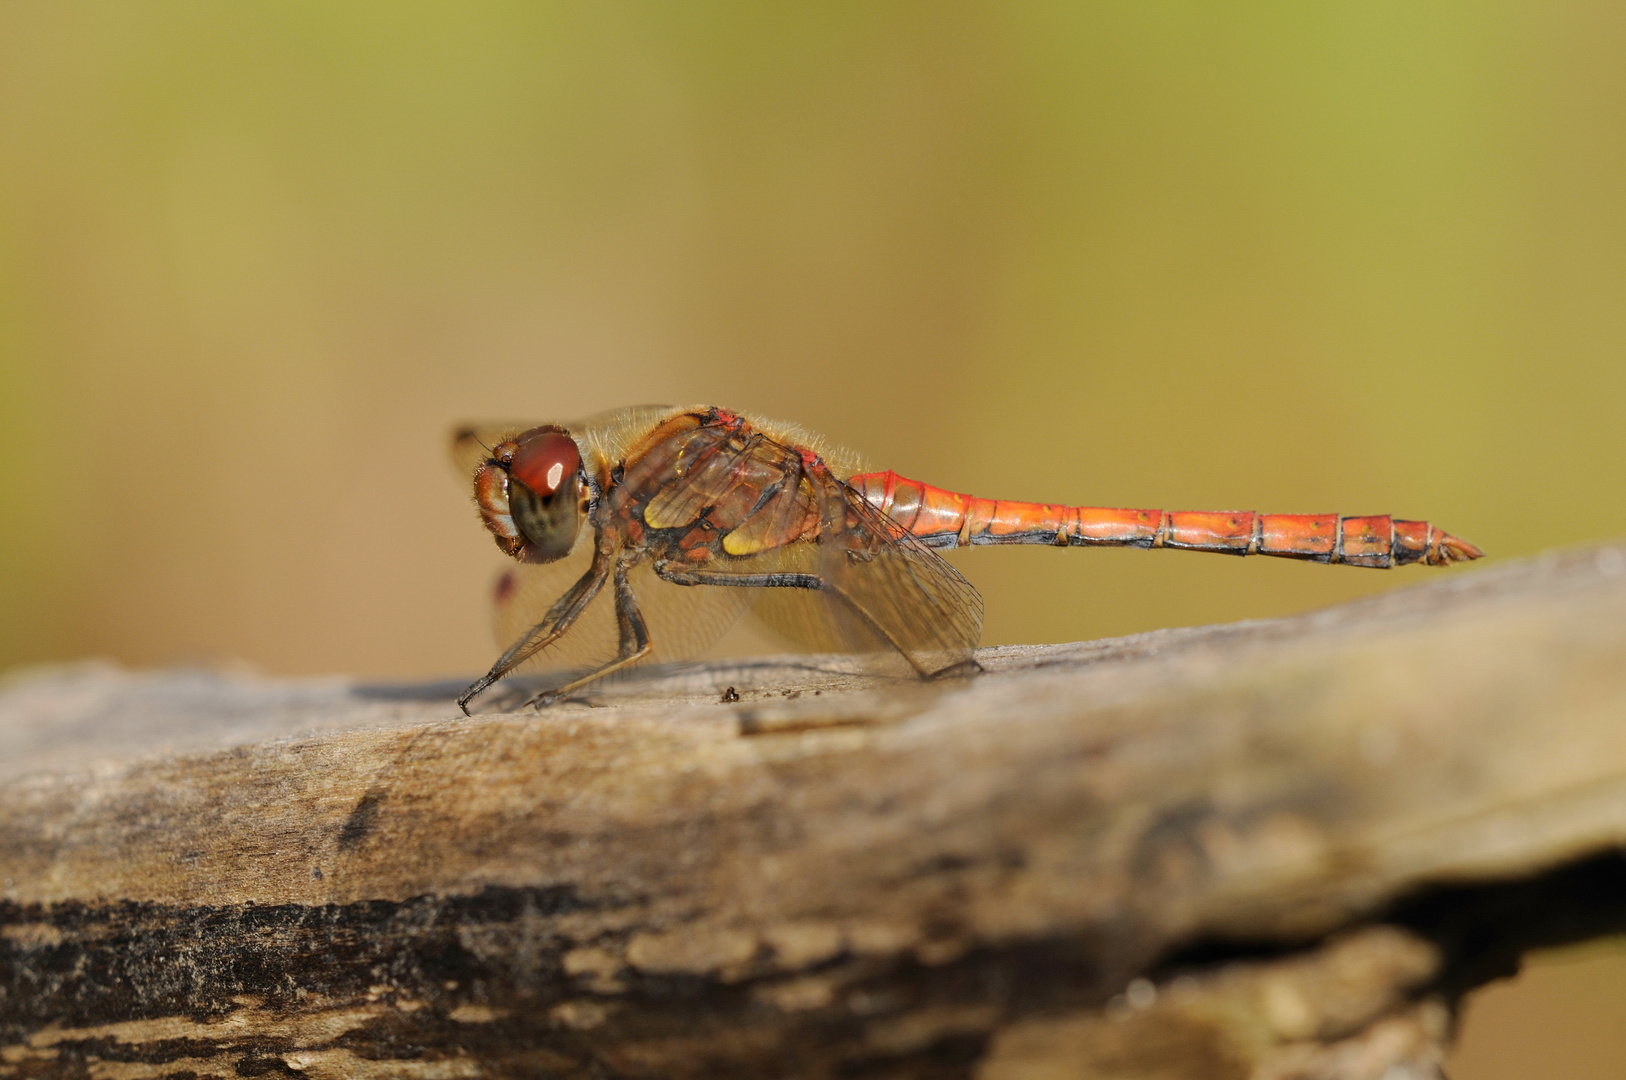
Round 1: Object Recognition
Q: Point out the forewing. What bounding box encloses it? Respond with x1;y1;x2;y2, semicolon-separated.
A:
641;428;766;529
721;470;821;556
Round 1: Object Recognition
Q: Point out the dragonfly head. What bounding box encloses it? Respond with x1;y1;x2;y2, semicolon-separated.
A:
473;426;585;563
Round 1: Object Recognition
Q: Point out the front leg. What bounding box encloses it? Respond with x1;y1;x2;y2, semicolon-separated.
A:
529;551;655;706
458;542;614;714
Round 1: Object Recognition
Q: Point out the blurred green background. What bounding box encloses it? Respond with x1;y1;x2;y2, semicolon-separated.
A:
2;4;1622;1074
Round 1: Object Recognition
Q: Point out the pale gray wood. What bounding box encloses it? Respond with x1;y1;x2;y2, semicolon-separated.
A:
3;542;1625;1079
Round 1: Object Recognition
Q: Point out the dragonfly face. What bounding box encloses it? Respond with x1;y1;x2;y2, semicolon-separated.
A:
472;425;588;563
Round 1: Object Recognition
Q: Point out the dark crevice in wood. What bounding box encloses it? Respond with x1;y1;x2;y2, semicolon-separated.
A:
0;889;1134;1077
1149;849;1626;1012
1388;849;1626;1005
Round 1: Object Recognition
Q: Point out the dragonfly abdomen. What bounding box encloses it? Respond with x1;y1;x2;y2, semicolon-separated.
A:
847;471;1482;568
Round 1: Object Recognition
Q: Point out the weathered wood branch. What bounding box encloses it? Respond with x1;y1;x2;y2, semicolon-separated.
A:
4;543;1626;1079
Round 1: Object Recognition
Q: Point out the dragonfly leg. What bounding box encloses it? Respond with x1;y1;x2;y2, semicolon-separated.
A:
529;552;654;707
652;561;943;680
653;565;823;590
457;543;613;714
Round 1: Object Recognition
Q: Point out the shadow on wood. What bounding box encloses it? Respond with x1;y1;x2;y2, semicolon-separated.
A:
3;542;1625;1079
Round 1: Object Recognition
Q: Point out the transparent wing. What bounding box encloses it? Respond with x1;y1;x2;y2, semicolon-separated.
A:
817;479;983;675
494;522;756;679
643;432;778;530
691;476;984;676
489;525;610;675
717;543;865;655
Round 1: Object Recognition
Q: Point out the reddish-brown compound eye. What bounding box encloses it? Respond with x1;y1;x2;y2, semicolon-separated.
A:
506;428;583;562
509;430;579;499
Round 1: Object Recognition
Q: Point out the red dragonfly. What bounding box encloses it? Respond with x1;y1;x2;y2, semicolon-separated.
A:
453;405;1481;712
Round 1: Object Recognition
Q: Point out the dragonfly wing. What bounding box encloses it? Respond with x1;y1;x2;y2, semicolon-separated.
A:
490;524;615;675
494;524;755;678
641;430;782;530
691;476;984;674
713;544;872;656
628;559;757;665
817;479;983;675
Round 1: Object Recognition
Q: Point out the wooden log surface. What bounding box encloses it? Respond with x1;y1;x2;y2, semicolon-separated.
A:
3;542;1626;1079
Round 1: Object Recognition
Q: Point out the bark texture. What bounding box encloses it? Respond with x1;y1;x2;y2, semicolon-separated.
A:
3;542;1626;1079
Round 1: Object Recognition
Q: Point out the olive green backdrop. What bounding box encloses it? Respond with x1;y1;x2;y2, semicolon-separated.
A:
3;5;1623;1075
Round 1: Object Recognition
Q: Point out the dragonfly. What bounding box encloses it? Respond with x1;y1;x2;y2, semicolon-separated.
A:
452;405;1481;713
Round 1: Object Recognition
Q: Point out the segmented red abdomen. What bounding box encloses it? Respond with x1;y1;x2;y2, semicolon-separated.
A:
847;471;1482;567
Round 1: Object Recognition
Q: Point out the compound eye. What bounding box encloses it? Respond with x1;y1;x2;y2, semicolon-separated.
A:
506;428;583;562
509;430;580;499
